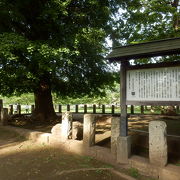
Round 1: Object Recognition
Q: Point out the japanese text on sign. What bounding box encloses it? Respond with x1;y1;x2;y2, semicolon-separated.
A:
126;67;180;101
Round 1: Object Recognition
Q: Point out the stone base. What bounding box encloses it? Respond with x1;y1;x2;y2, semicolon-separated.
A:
117;136;131;164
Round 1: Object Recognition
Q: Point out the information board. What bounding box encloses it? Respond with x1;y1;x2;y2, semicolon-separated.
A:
126;66;180;101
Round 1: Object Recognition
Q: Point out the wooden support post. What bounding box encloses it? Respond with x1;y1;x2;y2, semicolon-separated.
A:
75;105;78;113
17;104;21;114
58;105;62;113
93;104;96;114
84;104;87;113
9;105;13;115
111;105;115;114
141;105;144;114
116;61;131;164
130;105;134;114
102;104;105;114
67;104;70;111
120;61;128;136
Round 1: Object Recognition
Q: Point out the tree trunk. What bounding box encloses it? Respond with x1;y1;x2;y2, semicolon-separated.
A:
31;75;57;123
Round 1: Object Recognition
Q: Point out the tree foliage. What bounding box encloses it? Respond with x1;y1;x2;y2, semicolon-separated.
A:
0;0;120;97
112;0;180;63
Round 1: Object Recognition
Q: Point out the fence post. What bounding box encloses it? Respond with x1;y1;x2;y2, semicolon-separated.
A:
67;104;70;111
58;105;62;113
93;104;96;114
83;114;96;147
102;104;105;114
0;99;3;121
130;105;134;114
1;108;9;126
17;104;21;114
75;105;78;113
84;104;87;113
149;121;167;167
176;106;179;114
140;105;144;114
111;105;115;114
31;105;35;113
9;105;13;115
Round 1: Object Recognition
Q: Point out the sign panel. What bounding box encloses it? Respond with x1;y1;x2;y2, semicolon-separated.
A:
126;66;180;101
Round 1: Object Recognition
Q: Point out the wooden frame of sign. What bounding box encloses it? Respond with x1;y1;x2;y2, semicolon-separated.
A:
107;38;180;136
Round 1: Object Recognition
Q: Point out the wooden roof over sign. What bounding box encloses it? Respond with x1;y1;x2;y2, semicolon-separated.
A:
107;37;180;61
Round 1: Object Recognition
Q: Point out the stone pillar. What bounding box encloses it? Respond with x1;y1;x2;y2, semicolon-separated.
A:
61;111;72;140
149;121;167;167
83;114;96;147
117;136;131;164
1;108;9;126
111;117;120;156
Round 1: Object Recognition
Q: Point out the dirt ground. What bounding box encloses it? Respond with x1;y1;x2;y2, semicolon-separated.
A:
0;126;158;180
0;128;113;180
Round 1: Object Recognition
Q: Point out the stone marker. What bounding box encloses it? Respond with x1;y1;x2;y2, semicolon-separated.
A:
111;117;120;156
149;121;167;167
51;123;61;137
83;114;96;147
1;108;9;126
72;121;83;140
117;136;131;164
61;111;72;140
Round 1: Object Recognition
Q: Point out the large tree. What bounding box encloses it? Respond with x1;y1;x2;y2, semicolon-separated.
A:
0;0;121;122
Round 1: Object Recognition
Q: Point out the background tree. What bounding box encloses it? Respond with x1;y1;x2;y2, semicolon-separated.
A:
112;0;180;63
0;0;121;122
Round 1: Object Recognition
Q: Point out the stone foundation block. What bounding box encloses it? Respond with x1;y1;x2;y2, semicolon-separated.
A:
117;136;131;164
